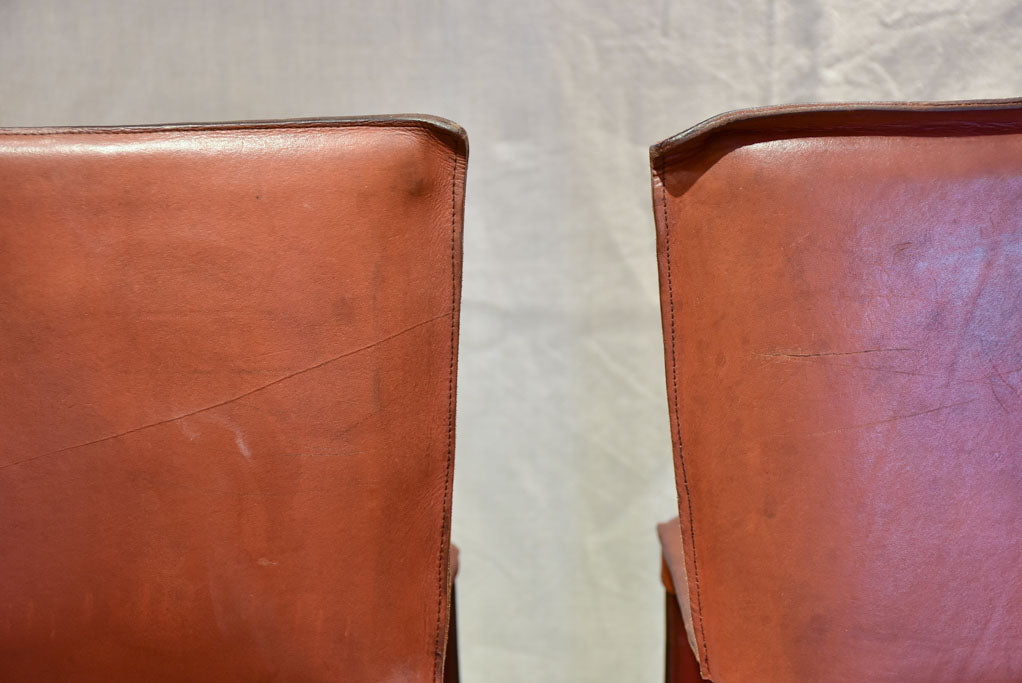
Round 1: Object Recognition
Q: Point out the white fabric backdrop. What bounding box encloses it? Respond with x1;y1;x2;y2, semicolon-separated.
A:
3;1;1020;680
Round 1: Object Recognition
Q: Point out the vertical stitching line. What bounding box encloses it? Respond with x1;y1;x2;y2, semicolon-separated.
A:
659;169;711;671
433;151;460;681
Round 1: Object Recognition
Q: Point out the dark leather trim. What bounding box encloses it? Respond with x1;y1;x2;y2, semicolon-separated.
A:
650;97;1022;167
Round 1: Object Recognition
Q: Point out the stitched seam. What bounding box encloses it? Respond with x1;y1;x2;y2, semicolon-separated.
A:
658;168;711;672
433;151;459;681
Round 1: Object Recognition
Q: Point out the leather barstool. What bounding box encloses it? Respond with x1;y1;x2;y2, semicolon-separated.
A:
0;116;467;682
651;100;1022;682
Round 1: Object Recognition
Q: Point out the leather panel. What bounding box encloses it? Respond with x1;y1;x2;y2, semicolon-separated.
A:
651;100;1022;682
0;117;467;681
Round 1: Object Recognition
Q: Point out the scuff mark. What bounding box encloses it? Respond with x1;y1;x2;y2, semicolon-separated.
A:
228;421;252;458
178;420;199;440
236;431;250;458
208;416;252;459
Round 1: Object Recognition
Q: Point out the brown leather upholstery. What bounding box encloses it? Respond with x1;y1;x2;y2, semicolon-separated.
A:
658;518;697;658
660;518;706;683
0;116;467;681
651;99;1022;682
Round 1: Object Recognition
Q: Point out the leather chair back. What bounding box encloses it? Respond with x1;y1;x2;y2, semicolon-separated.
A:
0;117;466;681
651;100;1022;681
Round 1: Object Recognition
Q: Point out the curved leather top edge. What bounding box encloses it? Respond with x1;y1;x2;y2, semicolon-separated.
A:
0;114;469;158
650;97;1022;168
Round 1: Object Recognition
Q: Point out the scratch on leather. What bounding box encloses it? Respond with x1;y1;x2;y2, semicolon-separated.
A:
986;364;1020;414
759;348;916;359
0;312;451;471
807;398;976;436
990;364;1020;396
988;379;1010;414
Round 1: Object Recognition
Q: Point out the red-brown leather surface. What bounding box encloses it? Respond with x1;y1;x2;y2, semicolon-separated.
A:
651;100;1022;682
0;116;467;681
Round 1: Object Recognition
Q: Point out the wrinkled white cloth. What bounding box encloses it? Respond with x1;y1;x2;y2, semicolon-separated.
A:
3;1;1020;680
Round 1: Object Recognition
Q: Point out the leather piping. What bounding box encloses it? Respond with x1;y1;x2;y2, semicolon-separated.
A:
0;114;469;157
650;97;1022;168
